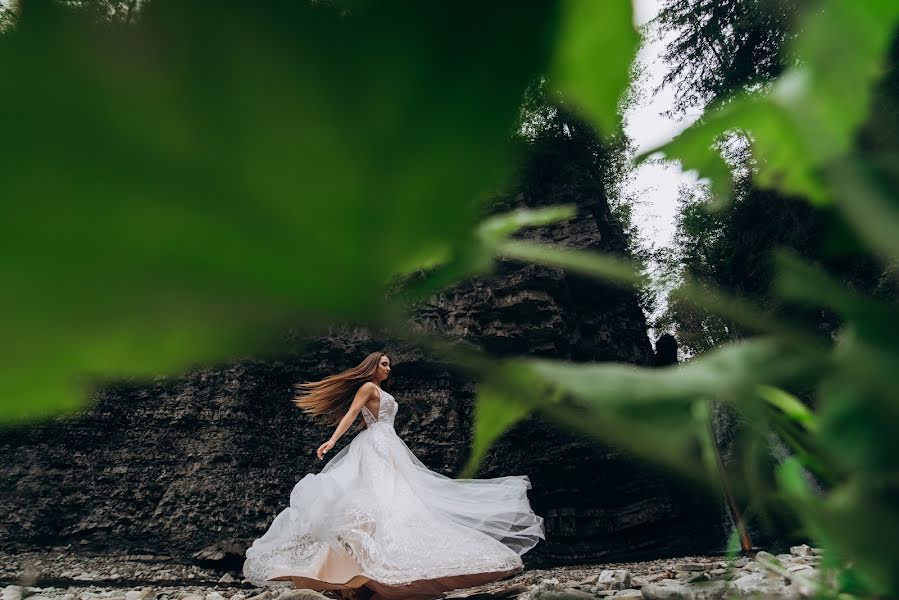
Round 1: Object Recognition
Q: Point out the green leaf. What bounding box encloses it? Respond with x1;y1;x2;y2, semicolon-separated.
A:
497;239;646;288
460;366;542;478
640;0;899;206
757;385;819;434
477;205;578;246
787;0;899;162
827;157;899;266
529;338;819;405
552;0;639;135
0;0;559;422
394;206;579;306
502;339;825;476
636;106;737;205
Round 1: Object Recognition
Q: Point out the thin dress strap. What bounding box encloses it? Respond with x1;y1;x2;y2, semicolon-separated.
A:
361;385;382;426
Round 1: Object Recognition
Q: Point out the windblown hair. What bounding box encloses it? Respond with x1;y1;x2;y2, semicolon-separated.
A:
293;351;390;427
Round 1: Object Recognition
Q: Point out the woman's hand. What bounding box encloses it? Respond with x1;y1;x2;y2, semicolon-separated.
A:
316;439;335;460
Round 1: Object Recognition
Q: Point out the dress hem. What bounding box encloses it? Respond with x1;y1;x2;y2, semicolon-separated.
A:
271;565;523;600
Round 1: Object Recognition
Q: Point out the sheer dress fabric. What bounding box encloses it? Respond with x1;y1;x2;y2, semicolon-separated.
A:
243;388;544;599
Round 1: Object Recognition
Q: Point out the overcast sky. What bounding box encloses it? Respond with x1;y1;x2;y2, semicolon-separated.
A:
625;0;704;250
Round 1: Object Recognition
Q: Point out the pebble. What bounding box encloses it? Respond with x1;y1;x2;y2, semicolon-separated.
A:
274;593;329;600
675;563;706;572
0;546;832;600
641;580;688;600
596;571;631;591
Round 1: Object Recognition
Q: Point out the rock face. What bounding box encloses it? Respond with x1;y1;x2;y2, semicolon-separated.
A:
0;131;724;565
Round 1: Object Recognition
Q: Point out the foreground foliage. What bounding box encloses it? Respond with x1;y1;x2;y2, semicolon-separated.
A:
2;0;899;596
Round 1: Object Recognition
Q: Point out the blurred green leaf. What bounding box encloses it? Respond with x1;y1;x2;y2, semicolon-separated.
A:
775;253;899;400
477;205;578;246
788;0;899;163
498;238;645;288
641;0;899;206
394;206;579;306
724;525;742;561
636;106;738;205
778;460;899;595
0;0;560;422
828;157;899;265
528;339;820;405
460;372;537;479
498;225;819;344
758;385;819;433
477;339;827;477
552;0;639;135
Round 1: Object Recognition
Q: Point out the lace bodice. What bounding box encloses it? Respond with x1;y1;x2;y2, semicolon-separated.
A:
360;388;397;428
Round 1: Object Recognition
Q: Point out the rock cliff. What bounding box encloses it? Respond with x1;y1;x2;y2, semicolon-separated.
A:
0;126;724;566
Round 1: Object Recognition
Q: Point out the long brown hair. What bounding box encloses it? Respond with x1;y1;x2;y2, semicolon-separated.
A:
293;351;390;427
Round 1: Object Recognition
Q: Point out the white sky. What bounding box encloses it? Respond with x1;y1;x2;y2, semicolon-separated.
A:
624;0;708;335
625;0;704;250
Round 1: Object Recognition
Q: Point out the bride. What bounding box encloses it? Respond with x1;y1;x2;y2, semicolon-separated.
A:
243;352;545;600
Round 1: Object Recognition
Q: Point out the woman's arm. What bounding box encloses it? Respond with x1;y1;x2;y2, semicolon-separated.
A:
316;382;376;460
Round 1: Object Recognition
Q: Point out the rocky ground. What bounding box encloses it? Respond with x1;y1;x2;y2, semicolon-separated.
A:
0;546;826;600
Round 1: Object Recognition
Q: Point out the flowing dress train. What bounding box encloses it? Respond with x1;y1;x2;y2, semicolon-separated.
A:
243;387;545;599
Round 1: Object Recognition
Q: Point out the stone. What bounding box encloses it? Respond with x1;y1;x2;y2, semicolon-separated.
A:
674;563;706;572
731;557;749;568
597;570;632;591
642;580;731;600
790;544;813;558
273;592;329;600
754;551;780;566
217;574;236;585
2;586;23;600
787;569;820;597
732;572;784;597
485;583;529;598
689;582;732;600
644;573;673;584
204;593;225;600
640;580;688;600
613;590;643;599
577;575;598;585
787;565;815;574
531;589;594;600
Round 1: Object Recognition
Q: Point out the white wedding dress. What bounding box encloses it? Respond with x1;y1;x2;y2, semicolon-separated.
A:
243;387;545;600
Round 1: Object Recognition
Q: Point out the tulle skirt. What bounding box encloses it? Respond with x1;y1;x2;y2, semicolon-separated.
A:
243;422;545;599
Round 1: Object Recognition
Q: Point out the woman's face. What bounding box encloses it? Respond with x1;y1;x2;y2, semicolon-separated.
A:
376;355;391;383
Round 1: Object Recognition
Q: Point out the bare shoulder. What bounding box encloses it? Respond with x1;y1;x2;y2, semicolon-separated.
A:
352;382;379;414
357;381;378;397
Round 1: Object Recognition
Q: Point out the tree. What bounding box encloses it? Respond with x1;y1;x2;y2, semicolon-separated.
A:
653;0;809;115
